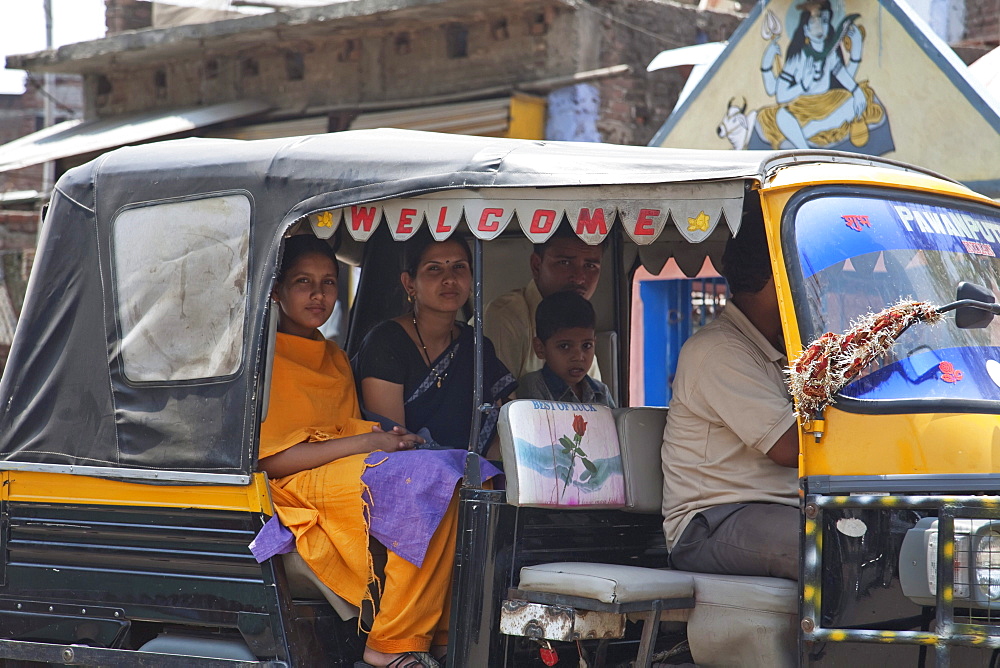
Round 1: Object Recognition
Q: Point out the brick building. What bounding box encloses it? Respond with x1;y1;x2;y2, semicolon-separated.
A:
955;0;1000;60
5;0;742;164
0;0;747;370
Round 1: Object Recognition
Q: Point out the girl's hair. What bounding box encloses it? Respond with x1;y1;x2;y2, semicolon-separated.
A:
277;235;338;283
401;229;473;277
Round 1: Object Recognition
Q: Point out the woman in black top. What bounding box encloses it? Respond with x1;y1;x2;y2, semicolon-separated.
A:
352;233;515;456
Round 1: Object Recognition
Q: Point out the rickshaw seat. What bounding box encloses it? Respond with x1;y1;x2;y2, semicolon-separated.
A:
497;401;797;667
595;330;619;404
258;481;388;623
498;402;694;667
281;552;360;622
516;562;693;603
280;539;389;623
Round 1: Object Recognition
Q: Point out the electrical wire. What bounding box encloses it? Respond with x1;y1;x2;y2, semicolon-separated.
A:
24;74;81;118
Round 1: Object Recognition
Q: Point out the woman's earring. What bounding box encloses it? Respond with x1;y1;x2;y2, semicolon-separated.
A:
407;292;414;304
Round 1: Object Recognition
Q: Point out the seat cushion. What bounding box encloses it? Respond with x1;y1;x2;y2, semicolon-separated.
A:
686;571;797;614
518;562;694;604
613;406;667;513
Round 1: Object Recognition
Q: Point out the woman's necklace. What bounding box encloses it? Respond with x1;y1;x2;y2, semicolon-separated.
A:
412;314;455;388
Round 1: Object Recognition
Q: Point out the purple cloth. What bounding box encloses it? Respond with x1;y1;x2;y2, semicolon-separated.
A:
362;449;502;567
249;513;296;563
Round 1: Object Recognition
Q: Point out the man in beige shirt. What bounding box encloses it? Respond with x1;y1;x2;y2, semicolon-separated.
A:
660;222;799;581
484;226;604;382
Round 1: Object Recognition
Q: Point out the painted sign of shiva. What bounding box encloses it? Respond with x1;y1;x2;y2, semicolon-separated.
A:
717;0;894;154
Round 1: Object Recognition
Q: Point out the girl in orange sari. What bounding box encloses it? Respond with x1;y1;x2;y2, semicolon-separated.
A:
259;235;449;668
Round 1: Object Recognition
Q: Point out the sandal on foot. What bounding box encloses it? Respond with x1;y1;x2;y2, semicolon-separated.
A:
355;653;440;668
388;653;439;668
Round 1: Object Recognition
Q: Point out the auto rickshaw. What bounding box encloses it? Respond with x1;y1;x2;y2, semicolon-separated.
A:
0;130;998;667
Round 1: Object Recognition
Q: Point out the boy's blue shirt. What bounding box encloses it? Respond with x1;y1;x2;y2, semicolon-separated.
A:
518;364;616;408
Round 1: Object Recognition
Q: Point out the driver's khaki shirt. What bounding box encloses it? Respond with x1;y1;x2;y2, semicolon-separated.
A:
661;303;798;549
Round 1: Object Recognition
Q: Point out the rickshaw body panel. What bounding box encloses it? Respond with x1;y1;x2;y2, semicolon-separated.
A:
801;409;1000;477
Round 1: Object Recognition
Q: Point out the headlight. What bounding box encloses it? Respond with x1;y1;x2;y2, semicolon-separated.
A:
975;530;1000;601
900;518;1000;609
926;530;969;599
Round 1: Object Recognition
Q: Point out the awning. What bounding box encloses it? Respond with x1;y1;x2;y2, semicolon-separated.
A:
303;182;746;246
0;100;270;174
348;95;546;139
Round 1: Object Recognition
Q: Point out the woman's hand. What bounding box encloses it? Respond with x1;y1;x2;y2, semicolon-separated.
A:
260;426;423;478
369;424;425;452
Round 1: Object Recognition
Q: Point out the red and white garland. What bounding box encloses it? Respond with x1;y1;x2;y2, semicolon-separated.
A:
787;300;942;421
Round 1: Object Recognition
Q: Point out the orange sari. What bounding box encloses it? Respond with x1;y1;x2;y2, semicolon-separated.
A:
260;332;379;607
261;332;458;653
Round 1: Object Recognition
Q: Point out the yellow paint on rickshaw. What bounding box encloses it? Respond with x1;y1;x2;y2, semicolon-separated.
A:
798;409;1000;477
942;586;954;603
763;164;991;206
828;630;847;642
805;518;816;535
803;584;816;602
943;541;954;559
879;631;898;643
0;470;272;514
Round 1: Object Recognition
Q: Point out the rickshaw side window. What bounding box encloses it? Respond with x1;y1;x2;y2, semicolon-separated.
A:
112;194;251;382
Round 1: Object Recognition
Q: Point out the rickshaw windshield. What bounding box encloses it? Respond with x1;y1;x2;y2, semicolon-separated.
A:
786;189;1000;409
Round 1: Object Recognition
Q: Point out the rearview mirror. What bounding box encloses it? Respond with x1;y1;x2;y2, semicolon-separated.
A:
956;282;996;329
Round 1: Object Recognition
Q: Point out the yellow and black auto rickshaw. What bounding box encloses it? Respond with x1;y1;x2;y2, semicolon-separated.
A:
0;130;998;667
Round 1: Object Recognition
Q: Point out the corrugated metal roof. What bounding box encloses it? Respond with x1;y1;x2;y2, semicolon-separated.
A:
349;98;512;136
0;100;270;174
205;116;329;141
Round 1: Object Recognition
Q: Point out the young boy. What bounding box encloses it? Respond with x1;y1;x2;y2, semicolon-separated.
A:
516;290;616;407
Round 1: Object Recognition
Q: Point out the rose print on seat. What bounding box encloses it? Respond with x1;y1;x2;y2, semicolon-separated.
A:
559;414;597;499
504;401;625;507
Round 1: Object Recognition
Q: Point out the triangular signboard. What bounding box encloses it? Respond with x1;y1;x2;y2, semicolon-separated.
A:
649;0;1000;197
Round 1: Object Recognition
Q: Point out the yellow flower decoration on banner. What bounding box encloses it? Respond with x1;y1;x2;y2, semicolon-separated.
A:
687;211;710;232
315;210;335;228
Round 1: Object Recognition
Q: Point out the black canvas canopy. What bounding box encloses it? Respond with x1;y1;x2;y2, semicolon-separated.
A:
0;129;952;483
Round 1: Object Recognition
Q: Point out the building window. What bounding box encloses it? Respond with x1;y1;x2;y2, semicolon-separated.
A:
95;74;113;107
446;23;468;58
205;58;219;80
394;32;411;56
338;39;361;63
154;69;167;98
529;11;550;36
285;51;305;81
491;19;510;41
241;57;259;77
